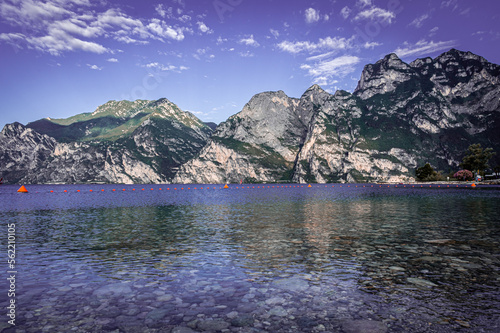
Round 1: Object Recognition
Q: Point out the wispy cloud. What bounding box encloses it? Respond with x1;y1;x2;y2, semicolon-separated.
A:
239;35;259;47
239;51;255;57
393;39;458;58
301;55;360;85
144;62;188;73
441;0;458;11
107;58;118;62
87;64;102;70
356;0;372;8
353;7;396;24
363;41;381;49
429;26;439;37
340;6;351;19
409;14;430;28
277;36;354;54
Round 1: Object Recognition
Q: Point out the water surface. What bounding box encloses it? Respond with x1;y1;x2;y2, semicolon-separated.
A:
1;184;499;332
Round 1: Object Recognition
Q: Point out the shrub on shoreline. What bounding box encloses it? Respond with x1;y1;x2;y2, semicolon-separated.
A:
454;169;473;181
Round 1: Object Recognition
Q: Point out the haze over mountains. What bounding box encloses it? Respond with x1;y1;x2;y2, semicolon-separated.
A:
1;49;499;184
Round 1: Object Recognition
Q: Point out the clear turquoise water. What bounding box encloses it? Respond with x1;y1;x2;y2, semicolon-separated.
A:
0;184;499;332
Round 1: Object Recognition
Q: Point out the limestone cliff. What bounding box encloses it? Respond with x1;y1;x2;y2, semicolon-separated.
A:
175;49;500;183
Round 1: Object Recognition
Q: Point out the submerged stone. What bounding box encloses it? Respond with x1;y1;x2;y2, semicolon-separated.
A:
92;283;132;296
197;319;230;331
407;277;438;287
273;277;309;292
341;319;388;333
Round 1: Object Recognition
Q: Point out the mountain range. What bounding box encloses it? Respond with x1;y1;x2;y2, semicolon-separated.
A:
1;49;499;184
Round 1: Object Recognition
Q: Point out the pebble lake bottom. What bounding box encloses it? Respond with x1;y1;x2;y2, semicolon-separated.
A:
0;184;499;333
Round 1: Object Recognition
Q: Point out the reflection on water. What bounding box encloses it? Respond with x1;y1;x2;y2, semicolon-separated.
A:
0;185;499;332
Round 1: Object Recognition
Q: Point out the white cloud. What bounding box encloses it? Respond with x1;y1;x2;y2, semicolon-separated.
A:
107;58;118;62
340;6;351;19
277;36;354;54
363;41;381;49
305;8;320;23
179;15;191;23
28;32;108;55
429;26;439;37
51;18;103;38
409;14;429;28
87;64;102;70
197;21;213;34
239;51;254;57
354;7;395;24
0;0;70;26
193;47;212;60
147;18;185;41
441;0;458;11
96;8;143;31
301;55;360;85
155;4;167;18
114;35;148;44
270;29;279;39
239;34;259;47
216;36;227;45
393;39;458;58
0;1;191;56
144;62;188;72
306;51;337;62
356;0;372;8
0;32;25;42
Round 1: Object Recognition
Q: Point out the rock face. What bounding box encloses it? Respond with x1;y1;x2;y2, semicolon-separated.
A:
0;99;212;184
1;49;499;184
175;49;500;183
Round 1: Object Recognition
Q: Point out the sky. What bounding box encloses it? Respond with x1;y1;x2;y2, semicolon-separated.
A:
1;0;499;126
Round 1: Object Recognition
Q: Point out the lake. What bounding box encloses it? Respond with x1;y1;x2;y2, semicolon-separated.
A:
0;184;499;333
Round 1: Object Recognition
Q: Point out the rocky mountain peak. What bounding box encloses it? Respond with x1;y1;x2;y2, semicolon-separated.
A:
304;84;325;94
354;53;415;99
91;100;145;118
148;97;174;109
436;48;482;64
1;122;26;136
300;84;331;106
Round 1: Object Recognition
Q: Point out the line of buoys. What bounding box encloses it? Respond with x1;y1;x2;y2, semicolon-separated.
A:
20;183;485;194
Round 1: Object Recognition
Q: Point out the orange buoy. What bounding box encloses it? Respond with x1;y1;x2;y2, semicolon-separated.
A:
308;184;312;187
471;183;476;187
224;184;229;189
17;185;28;193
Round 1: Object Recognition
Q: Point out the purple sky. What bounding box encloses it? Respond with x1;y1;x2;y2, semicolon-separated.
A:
1;0;499;126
